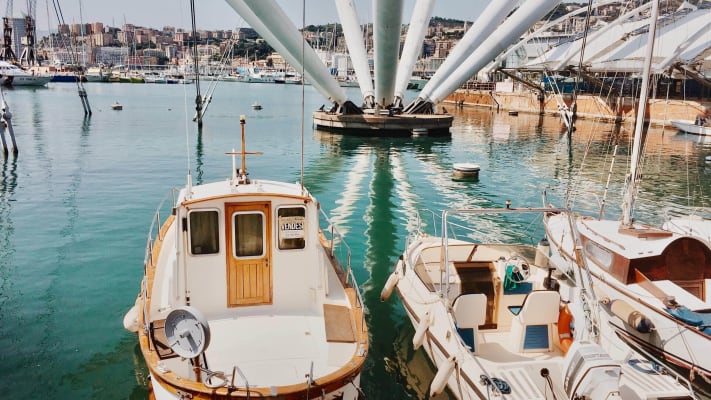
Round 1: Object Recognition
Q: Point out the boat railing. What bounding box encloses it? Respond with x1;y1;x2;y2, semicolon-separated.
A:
140;188;178;335
143;188;178;273
319;208;366;329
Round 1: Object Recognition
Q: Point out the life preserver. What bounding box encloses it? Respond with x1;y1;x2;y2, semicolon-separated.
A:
558;305;574;354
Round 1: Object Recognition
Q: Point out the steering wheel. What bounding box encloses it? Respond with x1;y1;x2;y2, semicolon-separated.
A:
505;256;530;283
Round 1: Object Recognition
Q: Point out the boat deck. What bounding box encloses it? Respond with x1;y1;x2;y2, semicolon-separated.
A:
162;312;359;388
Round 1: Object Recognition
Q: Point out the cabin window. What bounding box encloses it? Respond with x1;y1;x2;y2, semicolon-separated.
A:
189;210;220;255
585;240;613;270
233;211;265;258
277;206;306;250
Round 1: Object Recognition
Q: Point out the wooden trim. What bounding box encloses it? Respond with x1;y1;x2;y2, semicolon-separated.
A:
182;192;312;207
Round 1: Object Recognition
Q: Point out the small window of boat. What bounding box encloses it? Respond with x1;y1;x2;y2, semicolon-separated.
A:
189;210;220;255
585;240;613;270
277;206;306;250
233;211;265;258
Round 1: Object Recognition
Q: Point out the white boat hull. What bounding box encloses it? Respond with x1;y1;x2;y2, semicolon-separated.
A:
672;120;711;136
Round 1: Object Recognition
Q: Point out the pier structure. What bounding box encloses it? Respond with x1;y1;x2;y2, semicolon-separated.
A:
221;0;569;135
0;93;17;156
222;1;709;134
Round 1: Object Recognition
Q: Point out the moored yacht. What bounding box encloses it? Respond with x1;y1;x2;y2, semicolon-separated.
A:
383;205;695;399
0;61;51;86
124;116;368;399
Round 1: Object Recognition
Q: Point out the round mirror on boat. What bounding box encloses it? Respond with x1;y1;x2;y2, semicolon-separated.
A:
165;306;211;359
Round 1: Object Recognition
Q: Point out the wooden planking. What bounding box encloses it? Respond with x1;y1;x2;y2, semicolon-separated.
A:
323;304;356;343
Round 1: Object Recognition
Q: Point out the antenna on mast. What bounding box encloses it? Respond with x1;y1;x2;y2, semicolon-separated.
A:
227;115;262;186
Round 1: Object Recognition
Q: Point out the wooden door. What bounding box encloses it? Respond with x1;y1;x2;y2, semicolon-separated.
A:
226;202;272;306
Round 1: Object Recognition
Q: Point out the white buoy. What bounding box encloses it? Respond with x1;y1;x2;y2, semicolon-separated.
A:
705;155;711;164
412;128;428;136
380;271;400;301
430;356;456;397
609;299;655;333
413;311;431;349
123;304;140;333
412;311;432;350
453;163;480;179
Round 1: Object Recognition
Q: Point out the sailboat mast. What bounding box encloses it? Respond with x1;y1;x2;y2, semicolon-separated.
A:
621;0;659;227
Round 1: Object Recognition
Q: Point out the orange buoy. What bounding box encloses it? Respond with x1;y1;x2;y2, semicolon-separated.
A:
558;305;574;354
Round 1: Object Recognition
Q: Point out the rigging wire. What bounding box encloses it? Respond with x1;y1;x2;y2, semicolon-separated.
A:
567;0;595;136
300;0;305;191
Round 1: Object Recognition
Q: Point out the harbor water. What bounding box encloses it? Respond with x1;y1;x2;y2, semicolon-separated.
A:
1;82;710;399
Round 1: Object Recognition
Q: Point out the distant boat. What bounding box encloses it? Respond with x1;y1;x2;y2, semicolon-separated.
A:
252;102;262;110
671;119;711;136
142;71;167;84
85;65;111;82
0;61;51;87
50;73;81;83
111;102;122;110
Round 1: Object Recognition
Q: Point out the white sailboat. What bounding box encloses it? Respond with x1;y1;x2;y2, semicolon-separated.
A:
544;0;711;394
123;116;368;399
382;205;694;399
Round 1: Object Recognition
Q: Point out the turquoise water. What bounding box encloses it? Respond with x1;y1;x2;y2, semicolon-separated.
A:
1;82;710;399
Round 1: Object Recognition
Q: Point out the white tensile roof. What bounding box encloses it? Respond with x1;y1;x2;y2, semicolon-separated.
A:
523;3;711;74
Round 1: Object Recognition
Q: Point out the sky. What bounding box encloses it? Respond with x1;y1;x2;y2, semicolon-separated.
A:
30;0;490;33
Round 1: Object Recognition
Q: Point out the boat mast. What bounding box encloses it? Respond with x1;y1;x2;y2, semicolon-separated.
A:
621;0;659;227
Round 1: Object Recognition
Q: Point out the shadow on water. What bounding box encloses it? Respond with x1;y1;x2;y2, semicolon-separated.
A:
65;335;150;399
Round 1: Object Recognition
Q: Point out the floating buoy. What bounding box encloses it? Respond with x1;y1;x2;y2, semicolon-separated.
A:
610;299;655;333
111;101;122;110
380;268;401;301
453;163;480;179
430;356;456;397
123;299;140;333
413;311;431;349
705;155;711;164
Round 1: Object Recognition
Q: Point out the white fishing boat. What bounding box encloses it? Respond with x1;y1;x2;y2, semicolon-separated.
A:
671;119;711;136
382;206;694;399
0;61;51;87
123;115;368;399
544;1;711;395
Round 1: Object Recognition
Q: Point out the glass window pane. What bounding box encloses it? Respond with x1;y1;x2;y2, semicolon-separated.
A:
234;213;264;257
278;207;306;250
189;211;219;255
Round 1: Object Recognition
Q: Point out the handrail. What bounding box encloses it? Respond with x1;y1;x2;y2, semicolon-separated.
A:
318;207;366;332
140;188;178;338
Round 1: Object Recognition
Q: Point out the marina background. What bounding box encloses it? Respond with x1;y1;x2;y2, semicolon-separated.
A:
1;81;710;399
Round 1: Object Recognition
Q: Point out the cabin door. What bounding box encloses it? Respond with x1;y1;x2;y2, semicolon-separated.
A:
226;202;272;307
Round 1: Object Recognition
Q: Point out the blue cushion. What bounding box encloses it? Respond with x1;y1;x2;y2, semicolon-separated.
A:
456;325;475;352
523;325;549;350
